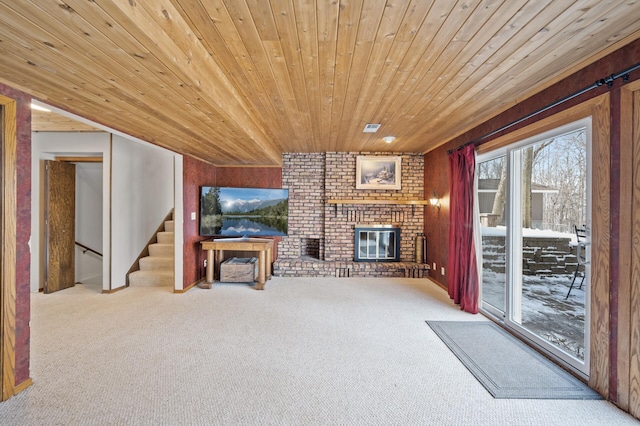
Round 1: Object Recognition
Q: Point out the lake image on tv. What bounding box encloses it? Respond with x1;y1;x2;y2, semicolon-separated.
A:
200;187;288;236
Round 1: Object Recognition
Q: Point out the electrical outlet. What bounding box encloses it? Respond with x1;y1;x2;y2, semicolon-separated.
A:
441;266;445;276
432;262;436;271
204;259;207;268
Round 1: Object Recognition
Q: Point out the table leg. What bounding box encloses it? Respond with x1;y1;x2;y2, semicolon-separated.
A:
267;246;273;280
256;250;266;290
216;250;224;274
200;249;215;289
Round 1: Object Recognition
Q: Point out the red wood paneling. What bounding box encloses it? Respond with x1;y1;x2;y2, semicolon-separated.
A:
423;145;449;289
0;82;32;386
216;167;283;260
215;167;282;188
182;156;216;288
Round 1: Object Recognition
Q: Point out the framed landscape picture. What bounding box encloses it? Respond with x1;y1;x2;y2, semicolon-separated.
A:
356;156;401;190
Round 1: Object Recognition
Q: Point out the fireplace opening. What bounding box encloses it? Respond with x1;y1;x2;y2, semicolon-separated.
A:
354;225;400;262
300;238;320;259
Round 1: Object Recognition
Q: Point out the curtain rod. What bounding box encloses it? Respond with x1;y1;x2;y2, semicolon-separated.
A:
447;61;640;155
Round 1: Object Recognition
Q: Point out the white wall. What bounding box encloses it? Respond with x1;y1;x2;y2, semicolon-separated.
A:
110;135;175;290
31;132;111;292
75;163;103;284
32;131;180;292
174;156;184;291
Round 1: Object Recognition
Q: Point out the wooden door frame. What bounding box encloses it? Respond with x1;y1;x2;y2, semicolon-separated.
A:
476;93;611;395
618;79;640;417
0;94;18;401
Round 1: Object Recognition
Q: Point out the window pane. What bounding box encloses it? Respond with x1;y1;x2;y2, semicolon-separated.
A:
479;155;507;312
515;129;587;361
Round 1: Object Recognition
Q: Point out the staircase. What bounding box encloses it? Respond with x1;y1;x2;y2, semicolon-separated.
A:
128;215;174;287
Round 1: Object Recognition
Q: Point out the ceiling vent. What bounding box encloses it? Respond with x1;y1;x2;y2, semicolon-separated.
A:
363;123;381;133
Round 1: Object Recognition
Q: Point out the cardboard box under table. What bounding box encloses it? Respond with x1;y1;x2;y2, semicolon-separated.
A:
200;237;274;290
220;257;258;283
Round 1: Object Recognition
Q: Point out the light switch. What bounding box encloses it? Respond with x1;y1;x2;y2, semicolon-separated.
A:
191;212;196;220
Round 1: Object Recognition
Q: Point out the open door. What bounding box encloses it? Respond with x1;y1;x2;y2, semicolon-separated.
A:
44;160;75;293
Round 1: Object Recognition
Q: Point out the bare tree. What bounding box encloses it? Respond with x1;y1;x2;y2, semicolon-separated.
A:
492;159;507;222
532;130;586;232
521;140;552;228
479;128;586;233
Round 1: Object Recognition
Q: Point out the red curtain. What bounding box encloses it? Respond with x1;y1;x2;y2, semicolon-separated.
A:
447;145;479;314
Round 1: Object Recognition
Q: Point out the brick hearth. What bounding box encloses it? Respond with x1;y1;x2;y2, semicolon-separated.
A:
274;152;429;278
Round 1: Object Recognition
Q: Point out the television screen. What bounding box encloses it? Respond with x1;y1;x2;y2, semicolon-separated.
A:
199;186;289;237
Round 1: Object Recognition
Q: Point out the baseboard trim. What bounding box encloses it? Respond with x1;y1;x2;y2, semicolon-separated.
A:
14;378;33;394
175;279;202;293
102;285;127;294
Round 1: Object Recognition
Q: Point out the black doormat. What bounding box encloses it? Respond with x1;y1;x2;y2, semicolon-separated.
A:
426;321;602;399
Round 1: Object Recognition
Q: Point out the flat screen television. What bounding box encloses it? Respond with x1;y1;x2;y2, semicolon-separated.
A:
199;186;289;237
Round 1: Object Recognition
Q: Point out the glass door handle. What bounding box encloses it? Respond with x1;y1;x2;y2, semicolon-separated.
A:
576;242;589;265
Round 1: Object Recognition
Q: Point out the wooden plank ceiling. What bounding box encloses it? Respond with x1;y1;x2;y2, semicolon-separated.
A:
31;108;99;132
1;1;640;165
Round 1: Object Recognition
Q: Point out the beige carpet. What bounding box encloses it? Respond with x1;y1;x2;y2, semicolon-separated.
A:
0;277;636;425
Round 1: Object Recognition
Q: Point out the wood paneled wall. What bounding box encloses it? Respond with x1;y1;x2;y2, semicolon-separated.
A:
423;145;450;285
0;82;33;399
182;156;217;289
0;94;18;401
619;80;640;417
589;95;612;397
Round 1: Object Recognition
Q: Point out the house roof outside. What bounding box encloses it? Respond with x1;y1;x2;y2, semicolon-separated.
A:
478;179;559;194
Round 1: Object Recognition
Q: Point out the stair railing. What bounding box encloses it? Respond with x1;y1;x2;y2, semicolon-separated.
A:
75;241;102;257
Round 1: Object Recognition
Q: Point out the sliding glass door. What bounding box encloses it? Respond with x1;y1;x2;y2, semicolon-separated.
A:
479;118;591;376
478;154;507;315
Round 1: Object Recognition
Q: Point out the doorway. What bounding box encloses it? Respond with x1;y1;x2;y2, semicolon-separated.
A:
31;130;111;294
479;118;591;376
41;157;104;293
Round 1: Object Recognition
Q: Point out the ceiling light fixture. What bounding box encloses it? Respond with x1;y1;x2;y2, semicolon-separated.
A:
30;103;51;112
382;136;396;143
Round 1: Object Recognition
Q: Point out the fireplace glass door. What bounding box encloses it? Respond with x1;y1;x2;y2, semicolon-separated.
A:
355;227;400;261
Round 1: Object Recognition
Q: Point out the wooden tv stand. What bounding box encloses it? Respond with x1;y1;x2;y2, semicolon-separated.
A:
200;237;274;290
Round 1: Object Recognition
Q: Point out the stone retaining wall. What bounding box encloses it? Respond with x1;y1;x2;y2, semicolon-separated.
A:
482;235;578;276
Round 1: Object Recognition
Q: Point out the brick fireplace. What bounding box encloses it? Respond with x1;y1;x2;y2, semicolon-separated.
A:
273;152;429;278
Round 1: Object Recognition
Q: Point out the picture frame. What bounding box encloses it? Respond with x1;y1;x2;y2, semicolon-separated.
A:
356;156;401;190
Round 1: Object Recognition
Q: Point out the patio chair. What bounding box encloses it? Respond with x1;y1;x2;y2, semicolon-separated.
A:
565;225;587;299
